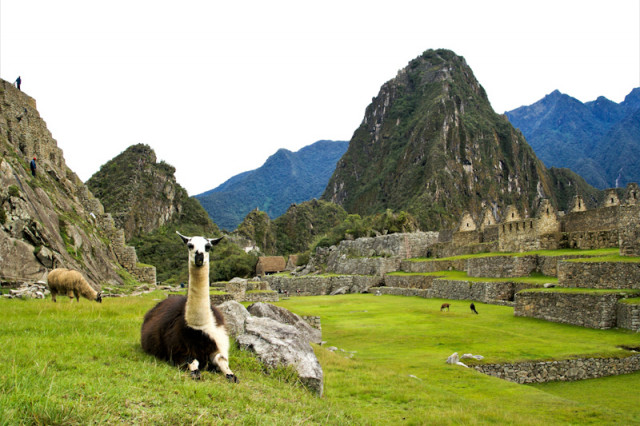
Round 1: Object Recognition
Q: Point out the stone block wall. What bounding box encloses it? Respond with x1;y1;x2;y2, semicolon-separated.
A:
301;315;322;330
327;231;439;260
515;290;626;329
565;230;619;250
466;256;537;278
452;230;481;247
616;300;640;331
243;291;279;303
400;259;466;273
265;275;382;296
473;354;640;384
562;206;620;233
327;256;401;276
558;261;640;289
384;274;438;289
619;206;640;256
373;287;430;298
498;219;540;252
429;280;515;303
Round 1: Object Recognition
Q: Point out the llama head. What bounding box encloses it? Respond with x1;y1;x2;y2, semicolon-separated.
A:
177;232;224;267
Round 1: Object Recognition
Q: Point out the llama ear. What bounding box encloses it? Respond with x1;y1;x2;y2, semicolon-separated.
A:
209;237;224;246
176;231;190;244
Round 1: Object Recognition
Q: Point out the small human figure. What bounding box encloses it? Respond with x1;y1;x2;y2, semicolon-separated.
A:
15;76;21;91
470;302;478;314
30;156;37;177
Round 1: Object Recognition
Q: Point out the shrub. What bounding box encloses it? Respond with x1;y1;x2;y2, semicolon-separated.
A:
8;185;20;198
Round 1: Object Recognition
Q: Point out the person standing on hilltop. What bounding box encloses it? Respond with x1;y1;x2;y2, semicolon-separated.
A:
30;157;37;177
14;76;21;90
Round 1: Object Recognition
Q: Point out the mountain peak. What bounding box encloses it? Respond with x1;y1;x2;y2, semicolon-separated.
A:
322;49;551;230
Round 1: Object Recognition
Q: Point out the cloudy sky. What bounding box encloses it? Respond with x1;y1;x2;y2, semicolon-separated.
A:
1;0;639;195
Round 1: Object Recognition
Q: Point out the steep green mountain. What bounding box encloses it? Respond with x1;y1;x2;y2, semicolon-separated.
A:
87;144;224;283
0;79;144;287
195;140;348;231
87;144;215;241
506;88;640;189
322;49;556;230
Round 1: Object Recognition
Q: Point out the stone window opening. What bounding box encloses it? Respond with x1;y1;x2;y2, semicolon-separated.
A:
530;221;533;229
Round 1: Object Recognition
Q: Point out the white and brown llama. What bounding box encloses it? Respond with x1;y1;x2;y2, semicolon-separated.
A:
140;232;238;382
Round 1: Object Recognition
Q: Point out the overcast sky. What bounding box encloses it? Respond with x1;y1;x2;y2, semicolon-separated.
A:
1;0;639;195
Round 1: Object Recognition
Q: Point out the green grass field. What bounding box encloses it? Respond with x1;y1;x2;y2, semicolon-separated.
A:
1;293;639;424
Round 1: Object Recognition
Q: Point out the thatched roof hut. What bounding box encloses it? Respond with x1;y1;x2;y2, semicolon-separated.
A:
256;256;286;276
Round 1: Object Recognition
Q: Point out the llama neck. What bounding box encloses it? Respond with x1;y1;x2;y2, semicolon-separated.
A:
184;263;212;328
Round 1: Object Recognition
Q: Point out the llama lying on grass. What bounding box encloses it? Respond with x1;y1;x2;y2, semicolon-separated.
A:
47;268;102;303
140;232;238;382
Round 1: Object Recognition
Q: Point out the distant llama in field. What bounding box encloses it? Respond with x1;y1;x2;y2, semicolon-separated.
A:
47;268;102;303
140;232;238;382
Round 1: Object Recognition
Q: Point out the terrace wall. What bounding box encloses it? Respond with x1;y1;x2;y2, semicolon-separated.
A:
558;261;640;289
514;290;627;329
473;354;640;384
616;301;640;331
265;275;382;296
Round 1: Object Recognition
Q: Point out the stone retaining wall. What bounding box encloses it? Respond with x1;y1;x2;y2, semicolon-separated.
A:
243;291;279;303
429;280;517;303
384;274;439;289
467;256;537;278
327;256;401;276
514;290;628;329
558;261;640;289
473;354;640;384
616;301;640;331
301;315;321;330
400;259;465;273
265;275;382;296
372;287;430;298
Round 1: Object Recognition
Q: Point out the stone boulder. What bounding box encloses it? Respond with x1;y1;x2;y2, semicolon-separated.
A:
217;300;251;337
236;316;323;396
247;302;322;344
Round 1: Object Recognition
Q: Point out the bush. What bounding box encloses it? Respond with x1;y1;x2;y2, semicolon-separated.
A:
8;185;20;198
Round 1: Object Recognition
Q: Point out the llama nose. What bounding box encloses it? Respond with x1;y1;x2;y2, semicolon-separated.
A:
194;252;204;266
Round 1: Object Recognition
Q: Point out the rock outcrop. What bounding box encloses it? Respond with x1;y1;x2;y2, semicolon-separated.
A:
0;79;154;287
219;300;324;396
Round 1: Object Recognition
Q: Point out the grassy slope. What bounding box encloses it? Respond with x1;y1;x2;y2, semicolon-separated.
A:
0;293;639;424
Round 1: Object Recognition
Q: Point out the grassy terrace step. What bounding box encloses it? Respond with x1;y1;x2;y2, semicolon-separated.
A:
405;247;620;262
564;254;640;263
387;270;557;285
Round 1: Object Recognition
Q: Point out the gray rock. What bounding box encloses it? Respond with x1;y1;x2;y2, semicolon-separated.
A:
330;286;348;295
247;302;321;344
237;316;323;396
217;300;250;337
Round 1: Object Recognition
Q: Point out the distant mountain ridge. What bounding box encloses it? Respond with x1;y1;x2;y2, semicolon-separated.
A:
195;140;348;231
506;88;640;189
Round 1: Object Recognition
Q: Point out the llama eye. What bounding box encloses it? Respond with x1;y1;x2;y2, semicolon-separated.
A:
204;244;212;252
187;243;194;250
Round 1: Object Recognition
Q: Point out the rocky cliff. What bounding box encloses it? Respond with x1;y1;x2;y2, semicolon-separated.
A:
0;79;154;287
87;143;216;241
322;49;557;231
